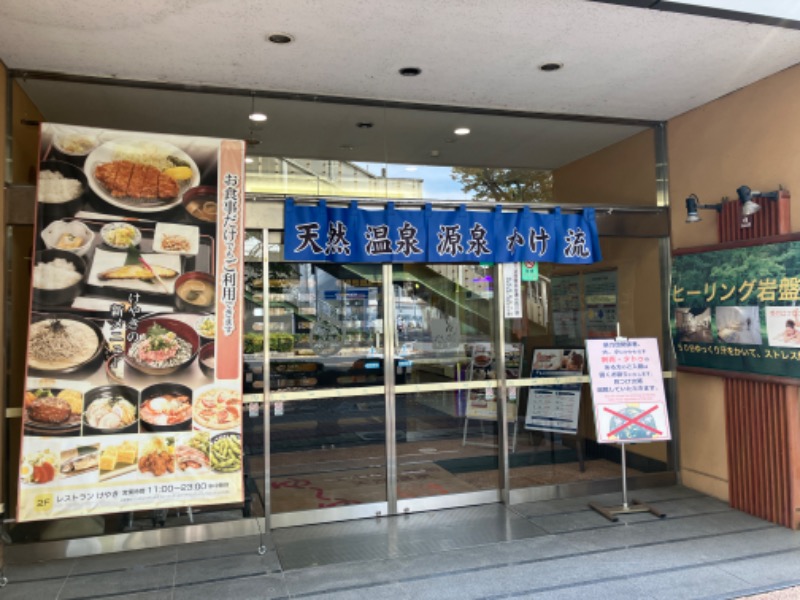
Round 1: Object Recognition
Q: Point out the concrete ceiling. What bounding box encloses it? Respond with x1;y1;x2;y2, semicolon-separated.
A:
2;0;800;169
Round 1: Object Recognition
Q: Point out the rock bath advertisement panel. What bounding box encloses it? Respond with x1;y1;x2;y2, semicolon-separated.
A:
17;124;245;522
671;240;800;379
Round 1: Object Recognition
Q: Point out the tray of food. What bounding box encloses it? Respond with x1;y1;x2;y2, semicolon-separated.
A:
31;218;215;309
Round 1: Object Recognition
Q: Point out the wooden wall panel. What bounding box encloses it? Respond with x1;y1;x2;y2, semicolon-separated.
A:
720;191;799;529
725;380;796;527
716;191;789;242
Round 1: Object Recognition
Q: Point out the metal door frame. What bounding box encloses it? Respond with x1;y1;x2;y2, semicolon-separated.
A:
266;233;390;527
265;231;506;527
0;195;676;558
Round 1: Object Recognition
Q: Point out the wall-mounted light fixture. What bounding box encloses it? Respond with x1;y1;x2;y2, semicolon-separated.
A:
737;185;760;214
685;194;723;223
736;185;781;228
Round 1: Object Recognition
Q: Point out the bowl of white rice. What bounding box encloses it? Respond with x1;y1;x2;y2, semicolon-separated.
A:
32;249;87;307
37;161;88;220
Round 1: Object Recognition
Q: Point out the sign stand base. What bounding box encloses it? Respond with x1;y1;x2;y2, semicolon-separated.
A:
588;443;666;522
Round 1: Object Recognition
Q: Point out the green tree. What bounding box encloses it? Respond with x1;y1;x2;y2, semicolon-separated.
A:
450;168;553;203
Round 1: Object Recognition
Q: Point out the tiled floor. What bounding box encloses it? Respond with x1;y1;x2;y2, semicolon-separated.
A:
3;486;800;599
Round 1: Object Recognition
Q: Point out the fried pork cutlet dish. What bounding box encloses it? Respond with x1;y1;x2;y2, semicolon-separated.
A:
95;160;180;200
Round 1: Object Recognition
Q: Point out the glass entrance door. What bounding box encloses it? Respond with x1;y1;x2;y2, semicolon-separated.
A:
260;260;390;525
257;234;506;526
392;264;502;509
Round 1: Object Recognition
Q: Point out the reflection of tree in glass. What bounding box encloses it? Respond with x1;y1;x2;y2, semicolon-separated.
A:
244;231;263;261
311;318;343;357
451;168;553;203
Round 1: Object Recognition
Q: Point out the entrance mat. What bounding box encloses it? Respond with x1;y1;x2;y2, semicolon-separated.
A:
451;459;644;489
271;432;366;453
270;463;477;513
435;448;580;474
354;430;407;442
585;440;668;473
510;460;641;487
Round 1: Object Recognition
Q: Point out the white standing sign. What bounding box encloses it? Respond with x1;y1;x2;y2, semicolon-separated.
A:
586;338;671;444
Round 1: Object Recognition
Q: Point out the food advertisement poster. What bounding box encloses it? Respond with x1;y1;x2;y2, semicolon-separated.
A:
465;343;522;422
672;241;800;379
18;124;245;522
586;338;671;444
524;348;584;434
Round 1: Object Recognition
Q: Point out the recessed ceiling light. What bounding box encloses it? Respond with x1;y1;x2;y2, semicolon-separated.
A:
539;62;563;72
245;157;254;164
249;112;267;122
356;122;374;129
454;128;470;136
430;150;440;157
399;67;422;77
267;33;294;44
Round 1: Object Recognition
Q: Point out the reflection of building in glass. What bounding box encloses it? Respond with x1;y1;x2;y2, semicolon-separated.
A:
245;158;423;198
429;264;493;298
392;265;493;352
715;306;762;345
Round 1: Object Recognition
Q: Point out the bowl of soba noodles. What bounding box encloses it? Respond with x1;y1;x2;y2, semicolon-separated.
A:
27;314;104;375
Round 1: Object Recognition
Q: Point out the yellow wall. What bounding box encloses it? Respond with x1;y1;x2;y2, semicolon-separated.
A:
552;132;667;464
666;62;800;501
669;63;800;250
11;81;42;184
1;61;7;182
553;129;657;206
8;83;41;413
0;59;7;515
554;62;800;503
594;237;667;464
676;373;728;498
5;78;42;513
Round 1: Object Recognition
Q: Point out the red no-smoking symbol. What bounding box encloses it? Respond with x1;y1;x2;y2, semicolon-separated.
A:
604;405;662;437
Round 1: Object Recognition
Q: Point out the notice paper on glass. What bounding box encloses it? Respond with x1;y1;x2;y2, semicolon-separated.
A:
503;263;523;319
525;348;585;434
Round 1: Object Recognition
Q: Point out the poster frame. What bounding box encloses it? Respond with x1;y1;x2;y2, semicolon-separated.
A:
671;232;800;382
16;124;246;523
586;337;671;444
524;347;585;435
